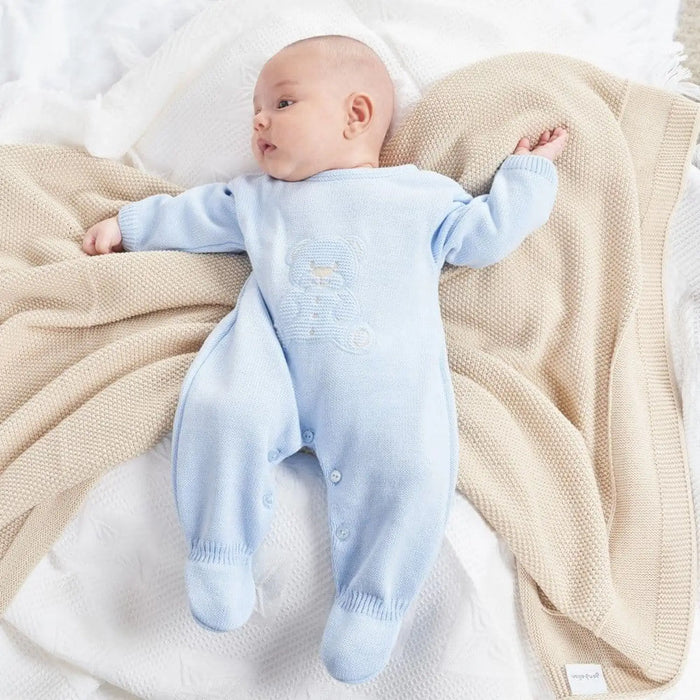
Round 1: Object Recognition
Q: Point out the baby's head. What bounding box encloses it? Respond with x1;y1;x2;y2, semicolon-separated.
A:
251;35;395;181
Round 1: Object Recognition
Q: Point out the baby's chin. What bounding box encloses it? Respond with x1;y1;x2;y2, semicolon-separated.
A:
260;160;327;182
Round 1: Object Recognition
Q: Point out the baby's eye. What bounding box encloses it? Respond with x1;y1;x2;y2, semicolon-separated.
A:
277;99;294;109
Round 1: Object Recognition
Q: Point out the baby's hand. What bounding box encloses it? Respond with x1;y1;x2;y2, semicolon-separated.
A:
82;216;123;255
513;127;568;161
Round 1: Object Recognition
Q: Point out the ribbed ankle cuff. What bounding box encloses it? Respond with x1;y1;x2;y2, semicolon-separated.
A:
188;538;251;566
337;588;409;621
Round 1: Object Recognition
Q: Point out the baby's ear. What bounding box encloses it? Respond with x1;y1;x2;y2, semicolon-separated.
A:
343;93;373;139
345;236;366;258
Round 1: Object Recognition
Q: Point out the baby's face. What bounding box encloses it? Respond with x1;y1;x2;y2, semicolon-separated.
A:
251;46;355;181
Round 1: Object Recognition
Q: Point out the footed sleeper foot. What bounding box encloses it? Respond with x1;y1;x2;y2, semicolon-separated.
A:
320;598;404;684
185;558;256;632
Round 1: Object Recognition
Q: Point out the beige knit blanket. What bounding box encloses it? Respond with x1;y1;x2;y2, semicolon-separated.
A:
1;52;698;698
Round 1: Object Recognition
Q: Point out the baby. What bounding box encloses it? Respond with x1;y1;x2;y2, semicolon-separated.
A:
83;34;567;685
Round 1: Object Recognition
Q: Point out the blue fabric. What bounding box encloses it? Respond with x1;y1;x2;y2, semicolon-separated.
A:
118;155;558;683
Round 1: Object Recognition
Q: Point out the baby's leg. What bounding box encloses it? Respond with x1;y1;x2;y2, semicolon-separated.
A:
171;278;301;632
315;385;458;684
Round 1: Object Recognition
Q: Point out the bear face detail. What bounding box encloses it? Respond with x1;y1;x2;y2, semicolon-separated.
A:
286;237;363;290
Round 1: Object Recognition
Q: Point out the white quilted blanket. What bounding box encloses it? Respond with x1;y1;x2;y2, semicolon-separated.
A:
1;1;699;698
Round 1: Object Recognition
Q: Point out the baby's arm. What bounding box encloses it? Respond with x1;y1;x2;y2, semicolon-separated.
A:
82;183;246;255
432;128;566;268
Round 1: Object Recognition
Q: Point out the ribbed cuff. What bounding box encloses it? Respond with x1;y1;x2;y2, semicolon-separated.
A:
337;588;409;621
188;538;251;566
117;203;142;252
500;153;558;185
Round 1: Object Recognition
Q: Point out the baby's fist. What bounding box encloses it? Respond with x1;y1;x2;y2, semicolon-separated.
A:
82;216;123;255
513;127;568;161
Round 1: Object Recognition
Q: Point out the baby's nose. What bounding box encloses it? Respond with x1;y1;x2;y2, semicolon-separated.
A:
253;112;269;129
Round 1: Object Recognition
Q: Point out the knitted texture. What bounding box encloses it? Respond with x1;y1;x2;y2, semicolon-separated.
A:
0;52;698;698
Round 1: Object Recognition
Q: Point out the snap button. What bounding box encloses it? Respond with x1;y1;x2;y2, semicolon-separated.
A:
330;470;342;484
263;492;274;508
302;429;314;444
267;448;280;462
336;525;350;541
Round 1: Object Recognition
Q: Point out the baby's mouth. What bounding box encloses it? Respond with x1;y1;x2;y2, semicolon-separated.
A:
258;139;276;154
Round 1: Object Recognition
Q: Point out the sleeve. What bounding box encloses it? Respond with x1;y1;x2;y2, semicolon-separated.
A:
431;154;558;268
117;182;246;253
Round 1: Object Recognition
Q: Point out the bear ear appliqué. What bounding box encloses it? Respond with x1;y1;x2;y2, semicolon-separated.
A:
286;239;312;265
345;236;366;259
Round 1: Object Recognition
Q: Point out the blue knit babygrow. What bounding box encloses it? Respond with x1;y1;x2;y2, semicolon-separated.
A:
118;154;558;684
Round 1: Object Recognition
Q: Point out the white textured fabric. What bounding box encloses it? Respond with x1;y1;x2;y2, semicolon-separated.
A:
1;1;699;698
666;144;700;589
0;445;544;699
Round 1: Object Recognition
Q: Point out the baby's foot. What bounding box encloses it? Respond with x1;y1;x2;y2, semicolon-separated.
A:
320;599;403;684
184;558;256;632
